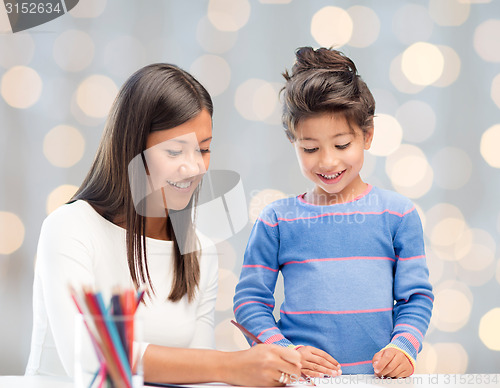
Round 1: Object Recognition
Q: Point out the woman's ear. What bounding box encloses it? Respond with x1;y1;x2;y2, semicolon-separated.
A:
363;127;374;150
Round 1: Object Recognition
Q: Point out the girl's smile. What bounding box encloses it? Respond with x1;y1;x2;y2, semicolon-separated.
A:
317;169;346;184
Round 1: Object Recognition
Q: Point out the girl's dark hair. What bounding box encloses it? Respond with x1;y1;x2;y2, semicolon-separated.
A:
282;46;375;140
70;63;213;302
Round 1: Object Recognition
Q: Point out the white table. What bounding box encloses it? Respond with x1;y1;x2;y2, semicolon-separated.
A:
1;375;499;387
0;375;72;387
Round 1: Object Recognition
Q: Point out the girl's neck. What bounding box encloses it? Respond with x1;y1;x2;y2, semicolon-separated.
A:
307;176;368;205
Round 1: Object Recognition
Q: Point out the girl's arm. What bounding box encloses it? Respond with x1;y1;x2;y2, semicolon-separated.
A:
376;205;434;375
143;343;302;386
233;210;290;346
233;208;340;378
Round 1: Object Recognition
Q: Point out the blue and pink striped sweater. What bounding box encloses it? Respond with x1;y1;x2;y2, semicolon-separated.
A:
233;185;433;374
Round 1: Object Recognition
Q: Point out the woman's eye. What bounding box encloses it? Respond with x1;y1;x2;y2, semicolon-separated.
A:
336;142;351;150
166;150;182;156
303;147;318;153
197;148;211;154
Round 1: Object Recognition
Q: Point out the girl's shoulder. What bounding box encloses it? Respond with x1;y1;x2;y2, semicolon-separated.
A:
368;186;416;214
257;195;302;220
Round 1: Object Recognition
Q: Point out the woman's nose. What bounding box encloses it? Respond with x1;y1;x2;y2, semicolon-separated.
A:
179;151;204;177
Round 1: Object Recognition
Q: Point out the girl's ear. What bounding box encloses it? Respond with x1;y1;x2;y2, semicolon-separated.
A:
363;127;374;150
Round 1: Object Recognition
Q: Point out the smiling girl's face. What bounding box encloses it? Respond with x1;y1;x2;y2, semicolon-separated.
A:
143;109;212;212
293;112;373;205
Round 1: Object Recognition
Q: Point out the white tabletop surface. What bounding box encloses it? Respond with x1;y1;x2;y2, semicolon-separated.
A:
0;375;72;387
1;374;499;387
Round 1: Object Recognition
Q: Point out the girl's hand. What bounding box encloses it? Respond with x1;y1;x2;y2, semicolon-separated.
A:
372;348;413;378
225;344;302;386
296;345;342;378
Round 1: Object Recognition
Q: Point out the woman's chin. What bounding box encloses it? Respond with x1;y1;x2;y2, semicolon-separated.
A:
165;201;191;211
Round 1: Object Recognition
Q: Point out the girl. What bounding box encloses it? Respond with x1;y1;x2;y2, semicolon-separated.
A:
233;47;434;379
26;63;301;386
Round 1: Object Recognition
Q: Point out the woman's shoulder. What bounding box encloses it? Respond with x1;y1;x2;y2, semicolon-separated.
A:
44;199;92;222
36;201;105;268
197;231;218;259
41;200;105;235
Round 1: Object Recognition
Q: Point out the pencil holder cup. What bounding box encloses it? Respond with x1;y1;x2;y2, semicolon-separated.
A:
74;313;144;388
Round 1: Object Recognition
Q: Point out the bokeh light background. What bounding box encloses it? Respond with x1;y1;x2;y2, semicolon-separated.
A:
1;0;500;375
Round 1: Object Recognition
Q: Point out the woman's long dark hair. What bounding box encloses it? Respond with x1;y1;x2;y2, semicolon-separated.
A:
70;63;213;302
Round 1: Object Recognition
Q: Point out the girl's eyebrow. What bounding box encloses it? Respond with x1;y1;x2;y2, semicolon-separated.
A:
200;136;212;143
299;133;351;141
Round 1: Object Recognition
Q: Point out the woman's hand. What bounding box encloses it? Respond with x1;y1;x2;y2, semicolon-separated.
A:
372;348;413;378
224;344;302;386
296;345;342;378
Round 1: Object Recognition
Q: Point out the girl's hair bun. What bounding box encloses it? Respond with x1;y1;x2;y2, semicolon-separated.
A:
284;46;357;81
281;46;375;141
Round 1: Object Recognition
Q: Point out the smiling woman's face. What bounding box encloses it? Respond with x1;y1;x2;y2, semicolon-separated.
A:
143;109;212;212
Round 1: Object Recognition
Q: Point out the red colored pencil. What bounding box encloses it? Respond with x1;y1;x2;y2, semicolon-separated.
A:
123;288;135;364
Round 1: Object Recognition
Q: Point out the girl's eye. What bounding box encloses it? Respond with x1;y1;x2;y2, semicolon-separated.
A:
303;147;318;153
336;142;351;150
166;150;182;156
197;148;211;154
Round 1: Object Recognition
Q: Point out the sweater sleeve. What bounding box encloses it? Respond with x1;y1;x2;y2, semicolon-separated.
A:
383;205;434;369
233;209;293;347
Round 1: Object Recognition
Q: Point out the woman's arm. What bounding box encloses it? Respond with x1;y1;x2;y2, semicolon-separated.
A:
143;343;302;386
35;205;97;375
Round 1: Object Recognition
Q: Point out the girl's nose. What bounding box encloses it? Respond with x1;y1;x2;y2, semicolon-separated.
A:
318;149;339;170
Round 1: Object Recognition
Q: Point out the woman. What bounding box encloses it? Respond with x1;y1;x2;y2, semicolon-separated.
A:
25;63;301;386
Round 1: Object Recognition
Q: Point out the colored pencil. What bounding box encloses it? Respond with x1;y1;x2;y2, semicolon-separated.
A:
70;286;146;387
83;288;129;388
